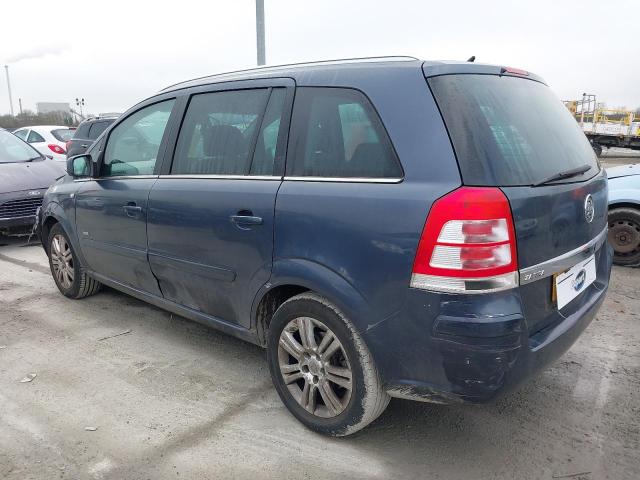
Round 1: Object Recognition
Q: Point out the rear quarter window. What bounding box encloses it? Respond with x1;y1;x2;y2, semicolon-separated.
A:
51;129;74;142
288;87;402;179
88;121;111;140
74;123;91;139
429;74;599;186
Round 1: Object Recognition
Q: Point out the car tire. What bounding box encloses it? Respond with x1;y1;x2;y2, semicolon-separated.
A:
608;207;640;267
592;143;603;157
267;292;390;436
47;223;102;298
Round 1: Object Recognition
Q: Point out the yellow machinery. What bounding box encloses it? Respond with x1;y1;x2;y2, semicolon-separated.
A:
564;94;640;156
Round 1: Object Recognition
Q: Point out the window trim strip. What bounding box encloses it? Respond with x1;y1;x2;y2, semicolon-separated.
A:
157;174;281;180
519;227;608;285
283;176;403;184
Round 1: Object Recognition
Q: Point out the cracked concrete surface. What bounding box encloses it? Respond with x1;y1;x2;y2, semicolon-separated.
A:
0;237;638;479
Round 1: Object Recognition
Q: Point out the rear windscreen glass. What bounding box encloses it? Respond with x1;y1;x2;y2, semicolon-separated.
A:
429;75;599;186
51;128;74;142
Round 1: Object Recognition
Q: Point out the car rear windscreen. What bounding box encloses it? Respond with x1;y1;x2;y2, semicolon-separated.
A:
51;128;75;142
428;75;599;186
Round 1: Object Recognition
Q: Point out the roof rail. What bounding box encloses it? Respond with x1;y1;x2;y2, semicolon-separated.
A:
160;55;420;92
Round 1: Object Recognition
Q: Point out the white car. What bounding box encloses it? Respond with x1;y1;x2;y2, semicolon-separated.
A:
13;125;75;161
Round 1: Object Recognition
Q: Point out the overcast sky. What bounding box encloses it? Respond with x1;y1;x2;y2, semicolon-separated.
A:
0;0;638;116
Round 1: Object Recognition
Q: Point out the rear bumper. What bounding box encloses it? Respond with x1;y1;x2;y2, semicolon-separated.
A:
365;240;613;404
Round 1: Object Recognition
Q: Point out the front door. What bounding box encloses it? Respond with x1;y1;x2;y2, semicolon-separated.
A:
75;99;176;294
147;82;292;327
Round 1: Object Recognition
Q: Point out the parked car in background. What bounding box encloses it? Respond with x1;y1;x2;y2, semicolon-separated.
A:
66;117;117;158
0;130;64;236
38;58;612;436
13;125;75;162
607;163;640;266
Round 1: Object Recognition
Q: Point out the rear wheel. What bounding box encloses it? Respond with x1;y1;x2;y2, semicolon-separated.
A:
608;208;640;267
47;223;102;298
267;292;389;436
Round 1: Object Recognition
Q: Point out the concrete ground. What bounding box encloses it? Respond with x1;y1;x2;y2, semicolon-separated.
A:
0;235;638;480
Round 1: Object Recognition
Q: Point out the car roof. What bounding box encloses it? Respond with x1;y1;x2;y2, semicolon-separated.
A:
159;56;544;94
22;125;73;131
160;56;421;92
158;56;544;94
79;117;117;124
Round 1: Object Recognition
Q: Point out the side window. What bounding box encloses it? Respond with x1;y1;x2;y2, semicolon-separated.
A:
14;129;28;140
27;130;45;143
102;99;174;177
172;89;269;175
75;123;90;139
289;88;402;178
250;88;286;175
88;121;109;140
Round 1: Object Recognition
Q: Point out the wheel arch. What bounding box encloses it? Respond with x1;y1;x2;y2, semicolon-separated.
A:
608;201;640;212
252;259;374;346
40;202;88;266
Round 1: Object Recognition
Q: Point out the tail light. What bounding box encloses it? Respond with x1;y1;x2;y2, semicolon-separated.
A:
410;187;518;294
48;144;65;154
65;140;72;152
501;66;529;76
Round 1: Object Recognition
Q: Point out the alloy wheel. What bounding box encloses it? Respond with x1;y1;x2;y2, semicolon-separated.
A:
277;317;353;418
50;234;74;289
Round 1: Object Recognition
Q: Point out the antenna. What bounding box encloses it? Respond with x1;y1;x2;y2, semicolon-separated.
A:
467;56;476;63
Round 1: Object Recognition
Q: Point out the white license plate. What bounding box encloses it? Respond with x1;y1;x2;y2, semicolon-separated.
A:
555;255;597;310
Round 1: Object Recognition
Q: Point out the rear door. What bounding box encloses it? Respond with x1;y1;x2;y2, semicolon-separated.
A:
427;72;608;333
146;79;293;327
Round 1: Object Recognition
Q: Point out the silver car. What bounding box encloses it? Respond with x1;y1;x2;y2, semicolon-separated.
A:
607;163;640;266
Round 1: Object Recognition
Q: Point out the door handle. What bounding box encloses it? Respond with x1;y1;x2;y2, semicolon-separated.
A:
123;202;143;218
230;211;263;229
81;144;89;148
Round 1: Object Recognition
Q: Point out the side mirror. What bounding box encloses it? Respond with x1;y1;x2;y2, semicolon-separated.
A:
66;154;92;178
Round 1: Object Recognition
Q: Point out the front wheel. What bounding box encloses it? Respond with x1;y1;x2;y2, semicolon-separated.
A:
267;292;389;436
47;223;102;298
608;208;640;267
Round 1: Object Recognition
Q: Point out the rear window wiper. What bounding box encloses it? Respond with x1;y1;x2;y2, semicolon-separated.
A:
533;164;592;187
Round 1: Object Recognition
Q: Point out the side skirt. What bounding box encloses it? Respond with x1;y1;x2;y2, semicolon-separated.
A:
88;270;261;347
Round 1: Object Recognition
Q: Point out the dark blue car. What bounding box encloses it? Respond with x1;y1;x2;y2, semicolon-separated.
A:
38;57;612;436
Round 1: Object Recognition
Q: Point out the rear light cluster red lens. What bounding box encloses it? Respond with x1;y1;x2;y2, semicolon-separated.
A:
411;187;519;294
48;144;66;154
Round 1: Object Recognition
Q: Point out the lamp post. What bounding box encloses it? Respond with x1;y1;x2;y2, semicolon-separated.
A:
75;97;85;118
256;0;266;65
4;65;14;116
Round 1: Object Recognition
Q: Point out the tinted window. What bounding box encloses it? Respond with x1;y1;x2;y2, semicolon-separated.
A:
172;89;269;175
27;130;45;143
250;88;286;175
13;129;28;140
102;99;174;177
428;75;599;186
0;130;42;163
289;88;401;178
51;128;74;142
75;123;91;138
88;121;111;140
